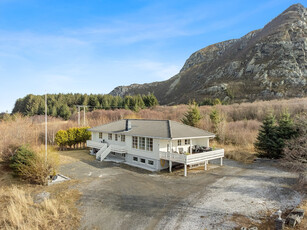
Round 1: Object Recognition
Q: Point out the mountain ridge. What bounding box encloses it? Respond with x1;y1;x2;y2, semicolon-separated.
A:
110;3;307;104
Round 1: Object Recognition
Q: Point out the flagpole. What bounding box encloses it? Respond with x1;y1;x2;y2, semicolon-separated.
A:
45;93;47;163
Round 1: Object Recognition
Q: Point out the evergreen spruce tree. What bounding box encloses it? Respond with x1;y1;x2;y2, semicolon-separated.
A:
254;113;280;158
181;102;202;127
210;107;222;133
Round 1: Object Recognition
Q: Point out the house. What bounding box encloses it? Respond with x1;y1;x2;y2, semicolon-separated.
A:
87;119;224;176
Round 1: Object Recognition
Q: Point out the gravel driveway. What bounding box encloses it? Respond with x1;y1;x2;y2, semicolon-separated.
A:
60;157;302;230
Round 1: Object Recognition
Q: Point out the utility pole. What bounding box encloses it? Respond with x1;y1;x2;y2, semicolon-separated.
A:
45;93;48;164
77;106;81;127
77;105;87;126
83;106;86;126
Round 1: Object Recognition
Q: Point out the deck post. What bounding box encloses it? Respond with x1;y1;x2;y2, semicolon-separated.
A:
204;161;207;171
169;160;172;173
184;164;187;177
190;139;192;154
220;157;223;166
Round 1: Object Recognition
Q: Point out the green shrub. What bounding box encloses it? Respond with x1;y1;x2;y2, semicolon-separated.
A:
10;145;59;185
55;127;91;150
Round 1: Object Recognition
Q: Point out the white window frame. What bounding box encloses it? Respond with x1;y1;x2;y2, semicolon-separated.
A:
139;137;145;150
108;133;112;140
178;140;182;146
185;139;190;145
115;134;118;141
99;132;103;139
146;138;153;151
132;136;138;149
121;135;125;142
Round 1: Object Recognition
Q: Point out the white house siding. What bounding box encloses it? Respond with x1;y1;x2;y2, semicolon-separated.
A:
92;131;168;171
192;138;210;147
90;132;210;172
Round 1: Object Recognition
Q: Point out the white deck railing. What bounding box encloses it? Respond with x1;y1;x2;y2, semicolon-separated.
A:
87;140;106;149
87;140;127;154
159;151;186;163
159;148;224;165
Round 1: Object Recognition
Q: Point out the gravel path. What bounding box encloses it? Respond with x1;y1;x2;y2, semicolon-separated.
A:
60;158;302;230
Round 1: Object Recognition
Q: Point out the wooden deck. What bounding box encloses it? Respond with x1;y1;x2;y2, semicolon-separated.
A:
159;149;224;176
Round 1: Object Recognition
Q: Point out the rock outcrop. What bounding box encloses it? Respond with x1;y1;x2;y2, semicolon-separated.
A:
110;4;307;104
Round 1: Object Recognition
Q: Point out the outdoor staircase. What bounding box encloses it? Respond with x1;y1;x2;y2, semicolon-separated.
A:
97;145;112;161
95;144;107;160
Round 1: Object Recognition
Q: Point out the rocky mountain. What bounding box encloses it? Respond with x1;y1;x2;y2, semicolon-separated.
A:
110;4;307;104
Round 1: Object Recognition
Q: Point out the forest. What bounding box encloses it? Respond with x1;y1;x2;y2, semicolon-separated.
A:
12;93;159;119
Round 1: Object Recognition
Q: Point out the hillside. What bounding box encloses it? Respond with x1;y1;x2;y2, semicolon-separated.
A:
110;3;307;104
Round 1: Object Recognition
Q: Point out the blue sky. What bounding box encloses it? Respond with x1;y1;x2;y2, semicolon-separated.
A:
0;0;300;112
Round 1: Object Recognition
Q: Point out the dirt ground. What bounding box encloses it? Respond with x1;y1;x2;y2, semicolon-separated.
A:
59;151;304;230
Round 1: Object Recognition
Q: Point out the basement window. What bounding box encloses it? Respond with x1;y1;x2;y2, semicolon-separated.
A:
148;160;154;165
140;158;146;163
133;157;138;161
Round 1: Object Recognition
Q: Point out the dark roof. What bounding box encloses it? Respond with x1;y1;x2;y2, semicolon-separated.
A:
88;119;215;139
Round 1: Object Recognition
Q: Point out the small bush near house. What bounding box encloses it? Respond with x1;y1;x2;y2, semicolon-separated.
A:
10;145;59;185
55;127;91;150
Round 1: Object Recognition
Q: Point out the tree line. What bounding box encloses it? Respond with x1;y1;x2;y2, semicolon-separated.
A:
12;93;159;120
55;127;91;150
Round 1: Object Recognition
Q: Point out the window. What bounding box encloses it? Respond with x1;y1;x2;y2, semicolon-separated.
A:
185;139;190;145
121;135;125;142
133;157;138;161
139;137;145;150
115;134;118;141
146;138;153;151
148;160;154;165
178;140;182;146
132;136;138;149
140;158;145;163
99;132;103;139
108;133;112;140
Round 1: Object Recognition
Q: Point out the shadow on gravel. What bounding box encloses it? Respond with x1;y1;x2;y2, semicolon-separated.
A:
81;192;183;217
80;159;154;175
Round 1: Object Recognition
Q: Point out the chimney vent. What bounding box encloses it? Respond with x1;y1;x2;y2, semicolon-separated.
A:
126;119;131;131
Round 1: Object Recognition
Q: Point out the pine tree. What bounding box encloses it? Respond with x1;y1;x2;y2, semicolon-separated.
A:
254;113;281;158
181;102;202;127
277;111;296;140
58;104;71;120
210;107;221;132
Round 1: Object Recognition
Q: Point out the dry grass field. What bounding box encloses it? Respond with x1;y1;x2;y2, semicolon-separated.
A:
0;152;81;230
